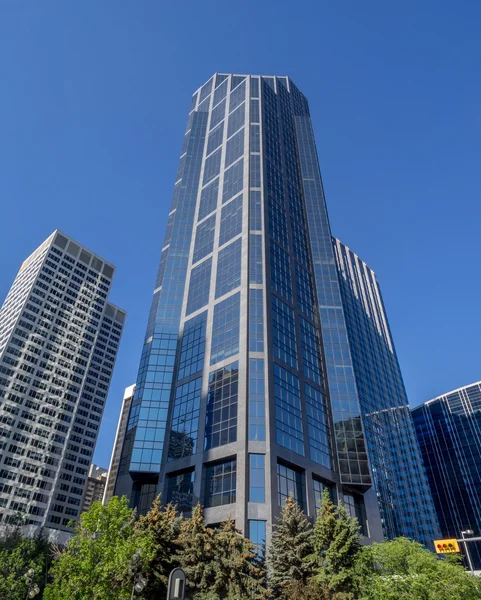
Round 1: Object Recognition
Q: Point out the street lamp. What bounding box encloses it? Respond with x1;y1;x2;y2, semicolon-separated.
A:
128;551;147;600
461;530;475;575
24;568;40;600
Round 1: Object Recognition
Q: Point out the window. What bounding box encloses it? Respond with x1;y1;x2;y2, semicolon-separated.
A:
220;194;243;246
343;492;367;536
207;122;224;155
205;459;236;507
168;378;201;460
199;179;219;221
213;79;228;106
249;235;263;284
210;99;225;130
295;264;315;320
225;129;244;168
306;384;331;468
249;520;266;557
270;241;292;301
249;191;262;231
299;317;321;384
248;359;265;441
249;454;265;502
277;462;306;511
229;81;245;112
215;239;242;299
223;159;244;204
186;259;212;315
250;99;260;123
178;312;207;380
250;154;261;188
274;364;304;456
313;478;333;512
204;362;238;449
228;103;245;137
193;215;216;264
272;296;297;368
203;148;222;185
166;470;194;512
249;289;264;352
250;77;259;99
210;293;240;365
250;124;260;153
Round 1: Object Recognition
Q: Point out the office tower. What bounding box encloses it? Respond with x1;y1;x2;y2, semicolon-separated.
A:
0;231;125;535
333;239;440;546
114;73;384;542
103;384;135;504
81;464;107;513
412;382;481;568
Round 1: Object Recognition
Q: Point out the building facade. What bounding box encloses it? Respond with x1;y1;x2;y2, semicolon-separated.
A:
0;231;125;533
81;464;107;513
114;73;384;543
412;383;481;567
334;239;440;546
103;384;135;504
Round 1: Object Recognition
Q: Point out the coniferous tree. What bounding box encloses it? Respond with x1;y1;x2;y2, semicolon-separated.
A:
268;494;315;599
312;488;362;600
135;496;182;599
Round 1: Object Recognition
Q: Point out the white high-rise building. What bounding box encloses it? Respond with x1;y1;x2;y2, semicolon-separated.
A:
0;230;125;534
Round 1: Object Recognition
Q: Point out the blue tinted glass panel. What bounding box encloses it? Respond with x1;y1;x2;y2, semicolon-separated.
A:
275;364;304;456
225;129;245;168
210;292;240;365
204;361;238;449
270;241;292;301
250;77;259;99
193;215;216;264
168;379;201;460
249;520;266;557
250;99;260;124
306;383;331;468
203;149;221;185
277;462;306;510
186;259;211;315
249;234;263;284
249;191;262;231
231;75;246;89
210;99;226;130
248;359;265;441
228;103;246;137
250;154;261;188
178;311;207;380
249;454;265;502
166;470;195;512
213;78;228;106
223;159;244;203
216;238;242;299
207;122;224;155
219;194;243;246
299;317;322;384
198;179;219;221
205;459;236;507
272;295;297;368
199;78;213;103
251;125;260;153
230;81;246;112
295;264;315;320
249;288;264;352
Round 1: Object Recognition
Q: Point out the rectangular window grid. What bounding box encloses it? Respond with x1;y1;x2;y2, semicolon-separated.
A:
249;454;265;502
204;361;238;450
168;378;202;460
178;312;207;380
210;292;240;365
193;215;216;264
277;462;306;511
272;295;297;368
186;259;212;315
219;194;243;246
274;364;304;456
205;459;237;508
215;238;242;299
249;289;264;352
248;359;266;441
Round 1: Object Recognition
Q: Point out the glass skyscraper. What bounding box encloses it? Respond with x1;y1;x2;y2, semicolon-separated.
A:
334;239;440;546
412;382;481;567
114;73;392;540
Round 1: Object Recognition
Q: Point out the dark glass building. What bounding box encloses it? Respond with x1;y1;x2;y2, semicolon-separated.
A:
114;73;389;542
412;383;481;567
334;239;440;546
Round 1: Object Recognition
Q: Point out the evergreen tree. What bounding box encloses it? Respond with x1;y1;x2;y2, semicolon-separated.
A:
312;488;362;600
268;494;315;599
135;496;182;599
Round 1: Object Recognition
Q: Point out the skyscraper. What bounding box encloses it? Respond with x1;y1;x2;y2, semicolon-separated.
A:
334;239;440;546
81;464;107;513
0;231;125;535
412;382;481;568
114;73;385;541
103;384;135;504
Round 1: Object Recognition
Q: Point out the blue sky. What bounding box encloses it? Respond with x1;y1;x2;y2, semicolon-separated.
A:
1;1;480;468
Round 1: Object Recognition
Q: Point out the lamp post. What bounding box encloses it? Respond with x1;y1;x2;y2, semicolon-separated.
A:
24;568;40;600
461;530;475;575
128;550;147;600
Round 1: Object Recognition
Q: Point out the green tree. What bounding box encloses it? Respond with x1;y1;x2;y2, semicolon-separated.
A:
43;496;155;600
312;488;362;600
268;494;316;600
357;537;481;600
0;517;52;600
135;496;181;599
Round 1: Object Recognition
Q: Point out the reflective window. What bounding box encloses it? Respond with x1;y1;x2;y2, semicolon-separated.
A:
166;470;195;512
249;191;262;231
251;124;260;153
250;77;259;99
343;492;367;535
220;194;243;246
277;462;306;510
299;317;322;384
186;259;212;315
272;295;297;368
250;99;260;124
199;78;213;103
223;159;244;203
168;378;201;460
249;288;264;352
313;478;332;512
204;361;238;449
248;358;265;441
213;78;228;107
306;383;331;468
250;154;261;188
270;241;292;301
203;148;222;185
210;292;240;365
229;81;246;112
207;122;224;155
291;219;310;266
225;129;245;168
249;520;266;557
249;454;265;502
193;215;216;264
274;364;304;456
231;75;245;90
228;103;246;137
216;238;242;299
210;99;226;130
178;311;207;380
205;459;237;507
295;264;315;320
198;179;219;221
249;234;263;284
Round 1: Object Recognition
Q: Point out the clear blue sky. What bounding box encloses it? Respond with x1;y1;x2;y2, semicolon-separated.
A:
1;1;480;469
